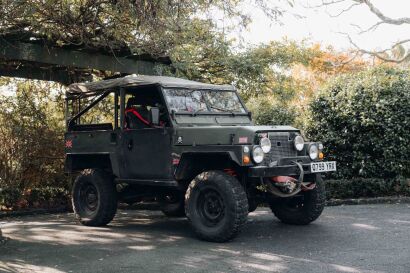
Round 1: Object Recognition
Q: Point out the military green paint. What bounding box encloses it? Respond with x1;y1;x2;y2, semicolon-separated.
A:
174;126;299;146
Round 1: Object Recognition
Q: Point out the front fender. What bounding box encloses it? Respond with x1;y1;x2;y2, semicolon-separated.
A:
174;151;241;181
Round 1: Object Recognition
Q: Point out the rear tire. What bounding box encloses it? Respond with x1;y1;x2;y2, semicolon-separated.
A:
72;169;117;226
185;171;248;242
269;174;325;225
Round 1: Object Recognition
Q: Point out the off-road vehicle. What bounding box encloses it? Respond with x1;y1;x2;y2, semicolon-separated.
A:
64;75;336;242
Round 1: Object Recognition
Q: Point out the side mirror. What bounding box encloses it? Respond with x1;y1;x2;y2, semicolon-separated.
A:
149;107;160;125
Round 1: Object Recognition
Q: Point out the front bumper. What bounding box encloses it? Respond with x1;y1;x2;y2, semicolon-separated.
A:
249;164;311;177
248;159;336;178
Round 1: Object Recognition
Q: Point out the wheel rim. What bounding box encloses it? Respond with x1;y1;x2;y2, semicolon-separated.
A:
197;189;225;226
79;183;99;213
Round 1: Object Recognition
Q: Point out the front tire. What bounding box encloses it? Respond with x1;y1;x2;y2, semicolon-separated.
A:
269;174;325;225
72;169;118;226
185;171;248;242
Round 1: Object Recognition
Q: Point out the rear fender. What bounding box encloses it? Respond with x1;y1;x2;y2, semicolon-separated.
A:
65;153;118;176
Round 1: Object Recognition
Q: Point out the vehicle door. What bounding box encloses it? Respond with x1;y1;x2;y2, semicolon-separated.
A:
119;86;173;179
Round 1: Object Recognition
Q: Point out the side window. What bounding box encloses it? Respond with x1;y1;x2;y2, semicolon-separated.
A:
67;92;116;131
79;93;115;127
124;87;170;129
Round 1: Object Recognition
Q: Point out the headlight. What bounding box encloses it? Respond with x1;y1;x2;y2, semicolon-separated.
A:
309;144;319;160
294;135;304;151
259;137;271;153
252;146;264;163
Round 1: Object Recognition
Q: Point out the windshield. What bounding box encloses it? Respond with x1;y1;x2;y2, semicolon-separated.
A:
164;89;246;114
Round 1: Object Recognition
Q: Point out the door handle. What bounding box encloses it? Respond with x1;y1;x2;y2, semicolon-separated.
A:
110;132;117;144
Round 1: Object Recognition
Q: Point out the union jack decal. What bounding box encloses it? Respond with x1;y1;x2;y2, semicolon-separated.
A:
65;140;73;148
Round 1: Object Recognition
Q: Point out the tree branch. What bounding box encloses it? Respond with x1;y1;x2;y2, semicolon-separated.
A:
306;0;347;9
311;1;410;63
328;2;361;17
354;0;410;25
345;34;410;63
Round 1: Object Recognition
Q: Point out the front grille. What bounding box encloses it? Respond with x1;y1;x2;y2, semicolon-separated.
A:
261;132;297;166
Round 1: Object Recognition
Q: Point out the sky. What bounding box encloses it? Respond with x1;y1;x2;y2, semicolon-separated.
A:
234;0;410;51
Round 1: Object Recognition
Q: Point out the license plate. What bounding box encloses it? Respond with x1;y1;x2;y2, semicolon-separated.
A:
310;161;336;173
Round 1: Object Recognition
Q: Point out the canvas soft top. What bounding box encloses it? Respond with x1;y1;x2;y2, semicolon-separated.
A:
67;74;235;96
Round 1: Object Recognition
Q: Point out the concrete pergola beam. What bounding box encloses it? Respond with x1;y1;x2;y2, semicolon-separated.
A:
0;66;74;84
0;39;167;84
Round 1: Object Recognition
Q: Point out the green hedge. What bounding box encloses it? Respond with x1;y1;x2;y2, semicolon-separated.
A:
325;177;410;200
307;67;410;179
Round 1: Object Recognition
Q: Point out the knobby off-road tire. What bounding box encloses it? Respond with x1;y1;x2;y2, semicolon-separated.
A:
72;169;118;226
185;171;248;242
269;174;325;225
159;192;186;217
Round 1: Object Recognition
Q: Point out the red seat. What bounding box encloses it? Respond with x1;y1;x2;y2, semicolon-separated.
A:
125;106;151;129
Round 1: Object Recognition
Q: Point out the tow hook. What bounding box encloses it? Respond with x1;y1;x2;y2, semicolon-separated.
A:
292;161;304;184
293;160;316;191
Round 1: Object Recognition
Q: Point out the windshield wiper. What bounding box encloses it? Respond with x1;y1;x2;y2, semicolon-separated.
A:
209;105;236;116
191;109;205;116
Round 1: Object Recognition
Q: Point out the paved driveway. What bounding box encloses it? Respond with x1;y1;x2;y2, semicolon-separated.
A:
1;204;410;273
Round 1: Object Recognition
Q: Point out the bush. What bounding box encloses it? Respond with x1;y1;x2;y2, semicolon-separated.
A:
246;95;296;125
27;187;70;208
0;187;22;208
325;177;410;200
306;67;410;179
0;80;69;210
0;186;69;210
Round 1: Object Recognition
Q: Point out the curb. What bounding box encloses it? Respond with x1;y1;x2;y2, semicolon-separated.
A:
0;206;69;219
325;196;410;206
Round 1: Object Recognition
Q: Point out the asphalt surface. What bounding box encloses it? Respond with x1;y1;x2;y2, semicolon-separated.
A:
1;204;410;273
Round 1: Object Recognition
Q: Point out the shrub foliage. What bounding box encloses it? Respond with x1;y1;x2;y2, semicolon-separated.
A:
325;177;410;200
246;96;296;126
307;67;410;179
0;80;69;210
